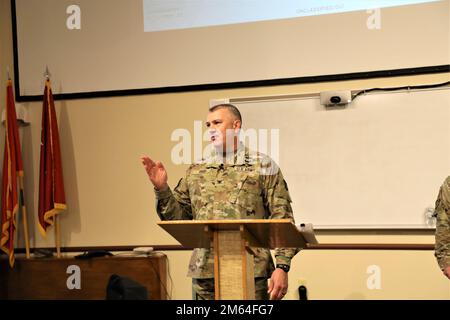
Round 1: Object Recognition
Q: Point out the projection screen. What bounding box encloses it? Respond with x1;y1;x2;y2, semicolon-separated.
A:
12;0;449;99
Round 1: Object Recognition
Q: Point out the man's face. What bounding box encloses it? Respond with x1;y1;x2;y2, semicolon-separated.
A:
206;108;241;151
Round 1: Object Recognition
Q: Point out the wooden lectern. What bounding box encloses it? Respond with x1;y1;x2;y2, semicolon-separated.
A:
158;219;306;300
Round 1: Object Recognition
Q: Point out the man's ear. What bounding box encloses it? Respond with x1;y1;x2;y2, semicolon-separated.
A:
233;119;242;130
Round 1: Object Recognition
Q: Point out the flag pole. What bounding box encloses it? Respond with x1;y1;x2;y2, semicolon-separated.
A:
18;176;30;258
54;215;61;258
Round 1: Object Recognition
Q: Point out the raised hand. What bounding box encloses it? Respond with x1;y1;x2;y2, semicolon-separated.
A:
141;156;168;190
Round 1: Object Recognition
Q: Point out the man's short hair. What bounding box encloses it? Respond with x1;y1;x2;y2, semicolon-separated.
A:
209;103;242;124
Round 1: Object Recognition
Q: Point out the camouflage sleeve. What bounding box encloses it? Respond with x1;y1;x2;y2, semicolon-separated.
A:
154;171;193;221
435;177;450;270
263;168;300;267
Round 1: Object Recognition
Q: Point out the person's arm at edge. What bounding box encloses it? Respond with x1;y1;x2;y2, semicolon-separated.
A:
435;177;450;279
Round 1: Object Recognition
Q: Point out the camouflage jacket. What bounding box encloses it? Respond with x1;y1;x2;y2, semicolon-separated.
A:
155;144;299;278
435;176;450;270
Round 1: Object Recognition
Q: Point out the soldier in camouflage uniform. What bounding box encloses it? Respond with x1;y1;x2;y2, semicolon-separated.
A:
142;104;300;299
434;176;450;279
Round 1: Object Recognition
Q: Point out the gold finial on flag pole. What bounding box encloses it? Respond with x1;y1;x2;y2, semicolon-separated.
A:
44;66;51;80
6;67;11;80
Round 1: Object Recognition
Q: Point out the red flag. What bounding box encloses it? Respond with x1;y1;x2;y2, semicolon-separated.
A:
38;79;66;236
1;80;24;267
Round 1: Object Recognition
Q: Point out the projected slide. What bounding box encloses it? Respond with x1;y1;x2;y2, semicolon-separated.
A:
143;0;440;32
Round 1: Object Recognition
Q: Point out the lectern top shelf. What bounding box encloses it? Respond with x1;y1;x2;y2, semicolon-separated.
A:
157;219;306;249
